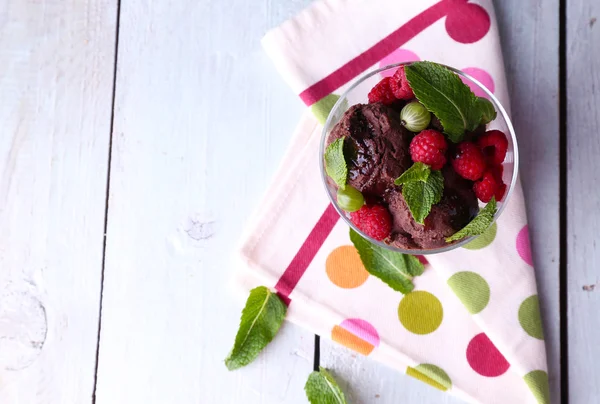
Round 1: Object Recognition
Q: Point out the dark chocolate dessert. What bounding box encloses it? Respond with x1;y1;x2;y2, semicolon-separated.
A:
323;62;508;250
327;103;478;249
327;103;412;196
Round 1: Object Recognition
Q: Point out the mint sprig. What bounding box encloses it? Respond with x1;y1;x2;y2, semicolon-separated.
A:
402;169;444;224
394;162;444;224
395;162;431;185
350;229;424;294
305;367;348;404
225;286;287;370
446;197;498;242
476;96;497;124
405;61;482;143
324;137;347;189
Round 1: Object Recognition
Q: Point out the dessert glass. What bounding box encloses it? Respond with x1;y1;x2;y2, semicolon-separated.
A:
319;62;519;255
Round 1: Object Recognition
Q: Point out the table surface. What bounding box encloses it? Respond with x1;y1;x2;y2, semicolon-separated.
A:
0;0;596;403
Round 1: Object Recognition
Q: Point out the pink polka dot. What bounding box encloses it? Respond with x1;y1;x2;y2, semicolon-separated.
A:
379;49;420;77
340;318;380;347
516;225;533;266
466;333;510;377
445;3;491;44
417;255;429;266
461;67;495;98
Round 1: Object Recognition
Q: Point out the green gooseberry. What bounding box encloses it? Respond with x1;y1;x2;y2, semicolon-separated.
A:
336;185;364;212
400;101;431;132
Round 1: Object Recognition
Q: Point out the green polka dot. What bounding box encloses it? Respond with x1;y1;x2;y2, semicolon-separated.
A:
398;291;443;335
463;222;497;250
407;364;452;391
519;295;544;340
447;271;490;314
311;94;340;124
524;370;550;404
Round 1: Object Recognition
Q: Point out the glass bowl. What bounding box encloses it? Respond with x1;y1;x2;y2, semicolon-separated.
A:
319;62;519;255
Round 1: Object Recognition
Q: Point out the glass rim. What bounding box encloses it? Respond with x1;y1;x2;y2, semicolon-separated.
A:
319;62;520;255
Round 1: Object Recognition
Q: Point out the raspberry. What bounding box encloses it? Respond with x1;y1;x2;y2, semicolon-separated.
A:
495;183;507;201
477;130;508;165
409;130;448;170
390;66;415;99
490;164;506;201
452;142;486;180
368;77;396;105
490;164;504;182
473;170;498;203
350;204;392;241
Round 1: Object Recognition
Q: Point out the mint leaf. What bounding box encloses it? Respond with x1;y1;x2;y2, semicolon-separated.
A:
350;229;424;294
405;62;481;143
476;97;497;124
395;163;442;224
305;367;348;404
402;169;444;224
324;138;347;189
446;198;498;242
395;162;431;185
225;286;286;370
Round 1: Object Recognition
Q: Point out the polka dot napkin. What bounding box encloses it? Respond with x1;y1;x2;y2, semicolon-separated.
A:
236;0;550;403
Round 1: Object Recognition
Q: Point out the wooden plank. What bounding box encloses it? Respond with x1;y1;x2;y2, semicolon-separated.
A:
94;1;323;403
95;0;564;402
0;1;117;402
495;0;562;400
319;339;465;404
567;1;600;402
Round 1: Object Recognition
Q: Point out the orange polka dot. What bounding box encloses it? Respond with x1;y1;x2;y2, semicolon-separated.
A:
326;246;369;288
331;325;375;355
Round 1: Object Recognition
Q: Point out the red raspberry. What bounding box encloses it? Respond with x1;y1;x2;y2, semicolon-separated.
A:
368;77;396;105
350;204;392;241
390;66;415;99
452;142;486;180
490;164;506;201
477;130;508;165
490;164;504;182
409;130;448;170
495;183;507;201
473;170;498;203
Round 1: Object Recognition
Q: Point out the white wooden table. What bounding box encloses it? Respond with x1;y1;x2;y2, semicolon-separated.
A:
0;0;595;403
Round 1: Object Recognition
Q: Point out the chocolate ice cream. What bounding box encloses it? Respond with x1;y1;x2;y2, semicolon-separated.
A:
326;103;412;195
384;168;478;249
326;103;479;250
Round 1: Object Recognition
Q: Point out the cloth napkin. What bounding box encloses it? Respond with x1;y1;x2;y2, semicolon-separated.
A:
236;0;550;403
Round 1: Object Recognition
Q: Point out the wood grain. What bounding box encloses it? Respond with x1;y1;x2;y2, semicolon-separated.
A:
0;0;117;402
567;0;600;402
94;1;321;403
495;1;561;401
319;339;465;404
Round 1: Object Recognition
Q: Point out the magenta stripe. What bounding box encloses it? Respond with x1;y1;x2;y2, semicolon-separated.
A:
299;0;467;106
275;204;340;305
